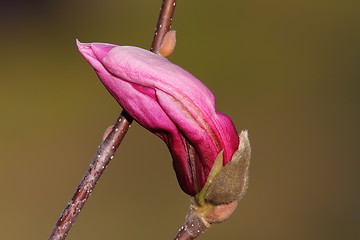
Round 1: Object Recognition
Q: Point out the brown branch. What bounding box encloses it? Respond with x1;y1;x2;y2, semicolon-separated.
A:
151;0;177;52
48;0;177;239
48;112;132;240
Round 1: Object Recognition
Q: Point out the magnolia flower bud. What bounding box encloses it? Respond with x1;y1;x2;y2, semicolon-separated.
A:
77;41;244;198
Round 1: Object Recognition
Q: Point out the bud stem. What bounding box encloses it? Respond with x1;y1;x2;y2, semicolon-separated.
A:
173;199;239;240
173;210;209;240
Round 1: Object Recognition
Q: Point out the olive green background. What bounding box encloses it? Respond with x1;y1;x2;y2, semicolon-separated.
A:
1;0;359;239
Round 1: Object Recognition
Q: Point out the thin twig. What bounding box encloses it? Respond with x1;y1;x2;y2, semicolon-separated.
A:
48;0;177;239
151;0;177;52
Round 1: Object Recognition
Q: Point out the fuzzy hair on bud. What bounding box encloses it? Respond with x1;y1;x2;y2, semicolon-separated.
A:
204;130;251;204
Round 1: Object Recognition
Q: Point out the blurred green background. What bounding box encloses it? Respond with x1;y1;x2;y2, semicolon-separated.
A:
1;0;359;239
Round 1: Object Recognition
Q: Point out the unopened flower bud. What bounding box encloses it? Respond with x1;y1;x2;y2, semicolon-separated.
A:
77;41;240;196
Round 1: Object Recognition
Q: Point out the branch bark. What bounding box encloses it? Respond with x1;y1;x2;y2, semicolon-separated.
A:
48;1;177;239
48;112;132;240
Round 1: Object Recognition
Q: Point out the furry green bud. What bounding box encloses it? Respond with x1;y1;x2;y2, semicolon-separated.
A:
204;130;251;204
